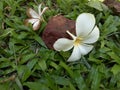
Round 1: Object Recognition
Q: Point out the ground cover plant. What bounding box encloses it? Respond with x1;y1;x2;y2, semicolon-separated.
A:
0;0;120;90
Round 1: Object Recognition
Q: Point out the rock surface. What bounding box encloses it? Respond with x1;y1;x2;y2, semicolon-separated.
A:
104;0;120;14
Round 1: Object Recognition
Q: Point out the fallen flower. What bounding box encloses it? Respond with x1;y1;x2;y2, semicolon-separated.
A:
25;4;48;30
53;13;100;62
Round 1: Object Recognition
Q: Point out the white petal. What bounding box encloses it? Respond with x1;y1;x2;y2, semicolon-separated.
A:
27;8;39;18
38;4;42;15
67;46;81;62
26;19;39;24
79;44;93;55
53;38;74;51
33;20;40;30
83;26;100;44
76;13;95;37
40;7;48;16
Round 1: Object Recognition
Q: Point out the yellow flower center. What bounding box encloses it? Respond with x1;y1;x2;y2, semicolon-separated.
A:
74;37;82;46
66;30;83;46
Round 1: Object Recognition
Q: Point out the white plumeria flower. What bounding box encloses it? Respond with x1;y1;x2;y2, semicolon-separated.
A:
25;4;48;30
53;13;100;62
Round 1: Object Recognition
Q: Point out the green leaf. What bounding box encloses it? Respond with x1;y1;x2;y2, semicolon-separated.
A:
24;82;50;90
91;67;101;90
17;66;31;82
59;61;74;78
38;60;47;71
0;28;14;39
33;34;47;48
20;53;36;64
50;62;60;70
108;52;120;65
53;76;70;85
75;74;89;90
87;1;104;11
111;64;120;75
0;83;9;90
15;77;23;90
0;1;4;18
27;58;38;70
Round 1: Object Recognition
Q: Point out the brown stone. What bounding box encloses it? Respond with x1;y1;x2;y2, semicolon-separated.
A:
104;0;120;14
42;15;75;49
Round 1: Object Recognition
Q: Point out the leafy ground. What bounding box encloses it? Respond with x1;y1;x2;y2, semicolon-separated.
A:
0;0;120;90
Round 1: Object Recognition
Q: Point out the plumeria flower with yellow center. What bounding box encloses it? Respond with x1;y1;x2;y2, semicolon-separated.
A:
53;13;100;62
25;4;48;30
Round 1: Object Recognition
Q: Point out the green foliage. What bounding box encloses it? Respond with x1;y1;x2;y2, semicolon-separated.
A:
87;1;108;11
0;0;120;90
